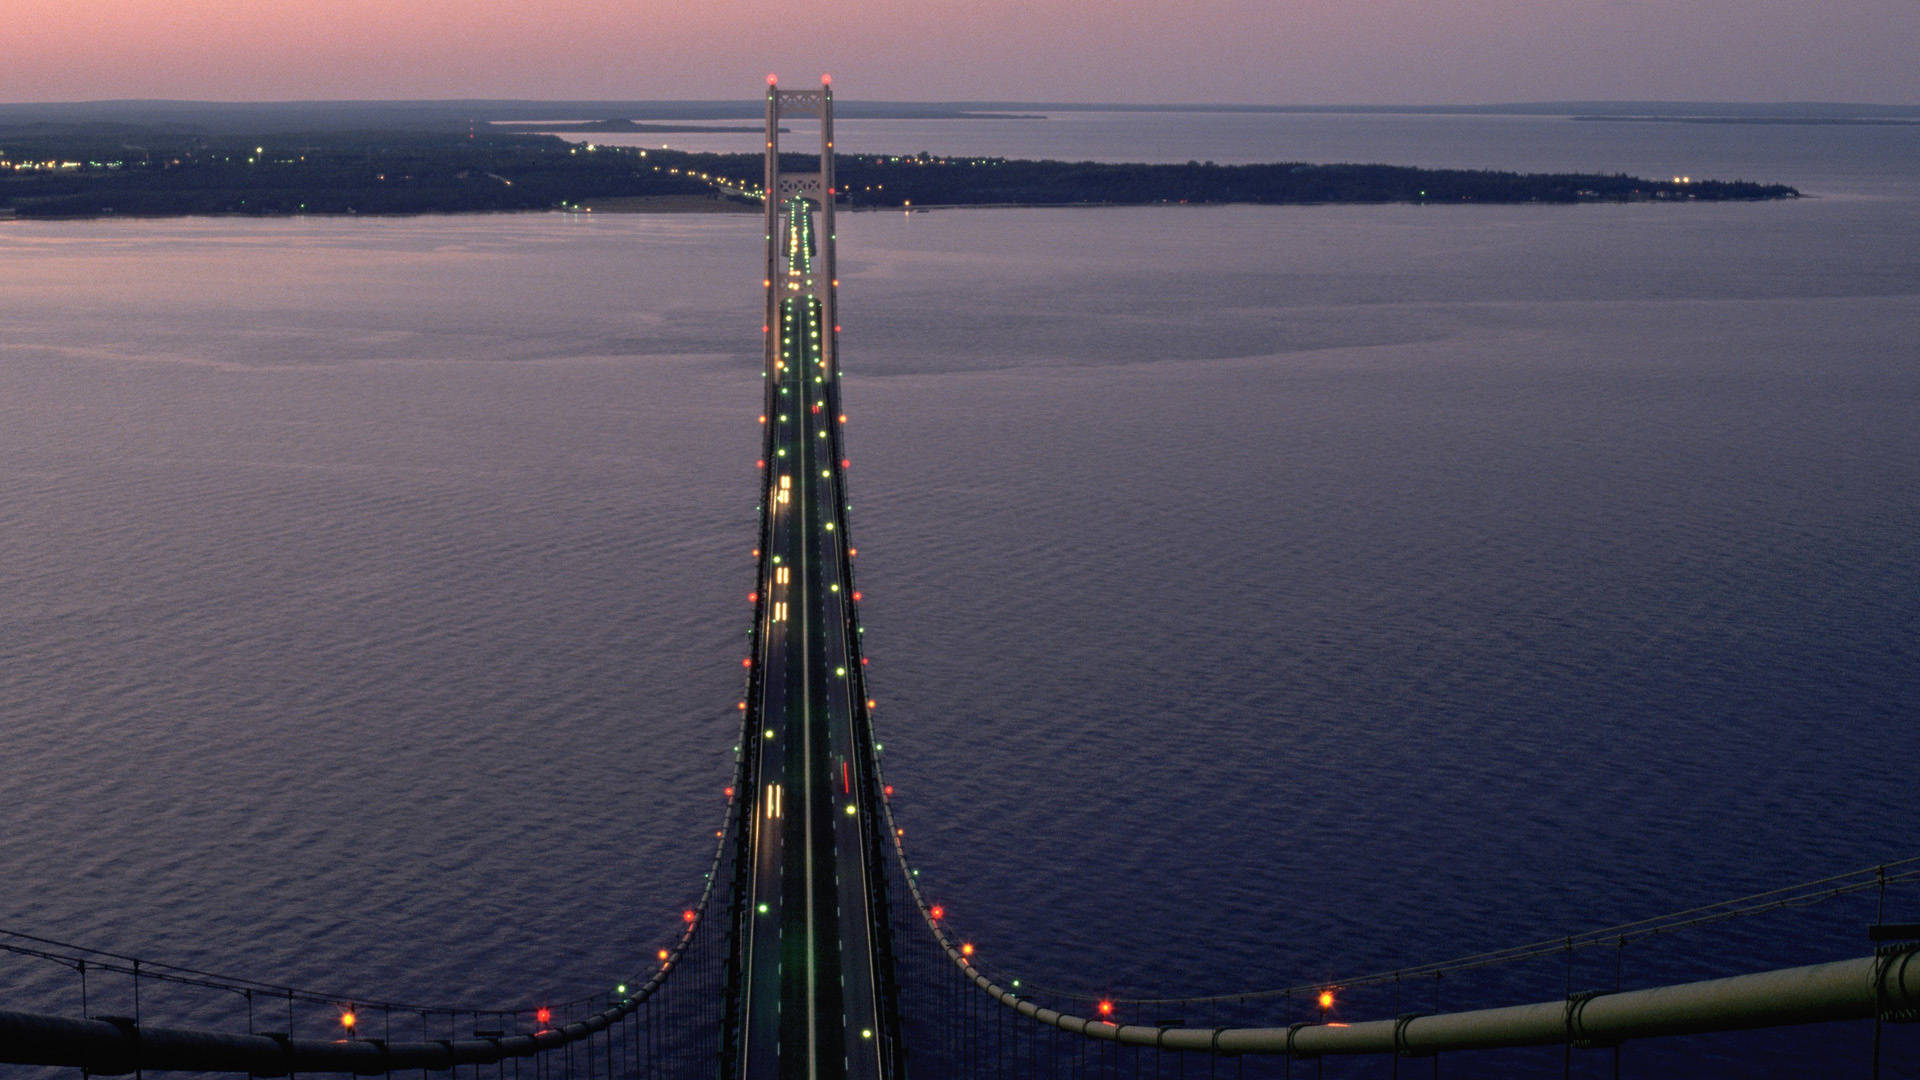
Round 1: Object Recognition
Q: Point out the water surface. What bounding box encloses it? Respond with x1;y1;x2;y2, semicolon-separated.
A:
1;112;1916;1077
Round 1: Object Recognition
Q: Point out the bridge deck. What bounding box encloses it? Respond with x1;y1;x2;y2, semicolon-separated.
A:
735;198;889;1080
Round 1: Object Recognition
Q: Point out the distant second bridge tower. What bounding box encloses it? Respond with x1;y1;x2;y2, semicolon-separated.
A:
762;75;839;387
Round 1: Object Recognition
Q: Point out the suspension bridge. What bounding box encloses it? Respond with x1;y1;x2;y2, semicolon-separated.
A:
2;78;1917;1079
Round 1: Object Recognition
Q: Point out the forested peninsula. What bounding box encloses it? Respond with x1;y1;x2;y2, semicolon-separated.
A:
0;125;1798;219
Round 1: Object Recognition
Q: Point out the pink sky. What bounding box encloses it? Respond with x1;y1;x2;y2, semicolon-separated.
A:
8;0;1917;104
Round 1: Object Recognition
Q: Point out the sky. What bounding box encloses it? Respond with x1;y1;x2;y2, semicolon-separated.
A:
7;0;1918;105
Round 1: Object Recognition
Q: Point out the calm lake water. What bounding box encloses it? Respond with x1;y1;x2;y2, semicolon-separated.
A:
1;111;1916;1077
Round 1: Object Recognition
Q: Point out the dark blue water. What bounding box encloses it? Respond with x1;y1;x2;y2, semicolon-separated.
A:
1;113;1916;1077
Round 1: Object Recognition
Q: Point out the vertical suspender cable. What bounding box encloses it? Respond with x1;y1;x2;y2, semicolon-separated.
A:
1873;864;1888;1080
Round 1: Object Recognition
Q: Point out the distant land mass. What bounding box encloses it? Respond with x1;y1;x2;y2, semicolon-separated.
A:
489;114;1040;135
0;100;1041;132
0;106;1801;220
1000;101;1920;121
490;119;767;134
1572;114;1920;126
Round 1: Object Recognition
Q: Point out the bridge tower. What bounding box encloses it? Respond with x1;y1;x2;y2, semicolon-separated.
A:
763;75;839;396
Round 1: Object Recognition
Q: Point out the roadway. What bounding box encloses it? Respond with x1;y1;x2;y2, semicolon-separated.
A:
735;199;890;1080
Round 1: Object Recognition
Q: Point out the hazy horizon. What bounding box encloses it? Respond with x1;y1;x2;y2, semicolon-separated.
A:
5;97;1915;112
9;0;1916;107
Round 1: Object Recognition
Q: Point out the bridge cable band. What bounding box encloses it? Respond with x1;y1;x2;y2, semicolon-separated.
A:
1564;990;1617;1049
1876;944;1920;1024
1392;1012;1431;1057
